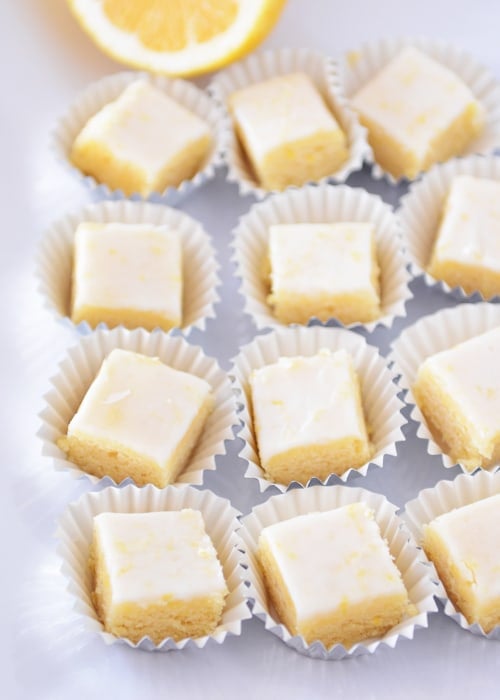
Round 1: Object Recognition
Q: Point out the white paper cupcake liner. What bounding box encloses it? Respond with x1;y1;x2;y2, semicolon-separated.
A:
56;483;251;651
399;153;500;302
36;200;220;336
239;484;437;660
232;183;412;333
341;37;500;184
208;48;370;199
389;302;500;472
231;326;406;493
52;71;226;205
38;328;237;486
404;470;500;639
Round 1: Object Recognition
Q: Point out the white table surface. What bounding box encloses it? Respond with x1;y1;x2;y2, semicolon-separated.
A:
3;1;500;698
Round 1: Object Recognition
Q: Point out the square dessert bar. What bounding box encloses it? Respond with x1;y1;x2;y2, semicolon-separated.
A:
71;222;182;332
91;510;228;644
267;222;380;325
258;504;409;648
228;72;348;191
249;349;372;485
70;80;213;196
428;175;500;298
57;348;214;487
423;494;500;633
351;47;484;179
413;326;500;470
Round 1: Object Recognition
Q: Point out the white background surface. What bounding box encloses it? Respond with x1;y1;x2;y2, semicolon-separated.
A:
3;1;500;698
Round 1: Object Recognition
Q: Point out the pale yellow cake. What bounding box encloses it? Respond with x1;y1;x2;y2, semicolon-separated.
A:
57;348;214;486
71;222;182;332
228;72;348;190
267;222;381;325
71;80;213;196
258;504;410;648
249;349;372;485
423;494;500;632
413;326;500;470
428;175;500;298
351;47;484;179
91;510;228;643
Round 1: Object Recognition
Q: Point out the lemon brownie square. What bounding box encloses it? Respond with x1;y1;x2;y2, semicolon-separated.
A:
228;72;348;191
422;494;500;632
351;47;484;179
71;222;182;332
57;348;214;486
258;504;409;648
267;222;380;325
70;80;213;196
428;175;500;298
249;349;372;484
413;326;500;470
91;509;228;644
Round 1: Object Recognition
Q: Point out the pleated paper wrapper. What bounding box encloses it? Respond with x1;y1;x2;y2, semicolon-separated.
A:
52;71;225;204
209;48;370;199
390;302;500;472
341;37;500;184
404;470;500;639
399;153;500;302
239;484;437;660
36;200;220;336
232;183;411;333
39;328;237;486
231;326;406;493
56;484;251;651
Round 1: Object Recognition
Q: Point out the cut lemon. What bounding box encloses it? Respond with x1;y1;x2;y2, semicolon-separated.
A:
67;0;287;76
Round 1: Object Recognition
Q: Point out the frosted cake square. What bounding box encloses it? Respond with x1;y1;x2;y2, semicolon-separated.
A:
351;47;484;179
70;80;213;196
228;72;348;190
413;326;500;469
249;349;372;484
258;503;409;648
91;509;228;643
71;222;182;332
267;222;380;325
423;493;500;632
428;175;500;298
57;348;214;486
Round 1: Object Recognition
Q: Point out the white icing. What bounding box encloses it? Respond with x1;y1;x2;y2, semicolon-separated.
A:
94;509;227;605
68;348;213;466
269;222;378;297
73;222;182;322
250;349;369;465
352;47;484;158
259;503;407;622
432;175;500;272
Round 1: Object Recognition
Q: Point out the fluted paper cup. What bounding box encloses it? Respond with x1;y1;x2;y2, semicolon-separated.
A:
240;484;437;660
231;326;406;492
399;153;500;301
39;328;237;486
36;200;219;336
232;183;411;333
56;484;251;651
209;48;370;199
390;303;500;471
404;470;500;639
52;71;225;204
341;37;500;184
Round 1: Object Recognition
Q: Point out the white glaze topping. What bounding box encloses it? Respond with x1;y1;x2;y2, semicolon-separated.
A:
259;503;407;622
69;348;213;465
94;509;227;605
250;349;369;465
73;222;182;321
